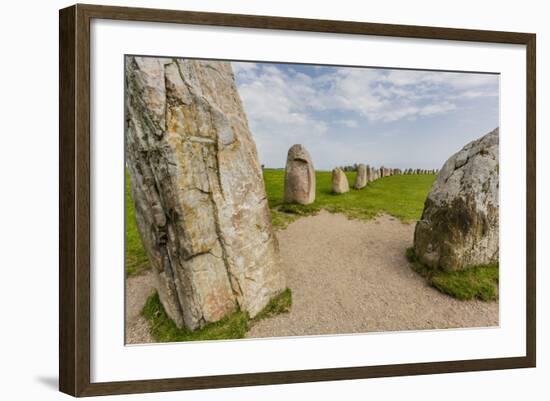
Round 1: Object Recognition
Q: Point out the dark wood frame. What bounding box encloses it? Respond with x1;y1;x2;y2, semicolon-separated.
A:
59;3;536;397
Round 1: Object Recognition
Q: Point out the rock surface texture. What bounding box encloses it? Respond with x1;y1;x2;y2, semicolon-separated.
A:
332;168;350;194
413;128;499;271
125;56;285;330
354;164;367;189
284;144;316;204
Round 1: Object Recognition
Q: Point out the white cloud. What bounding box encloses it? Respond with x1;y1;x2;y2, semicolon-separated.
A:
335;119;359;128
231;62;258;74
231;61;499;167
419;101;456;116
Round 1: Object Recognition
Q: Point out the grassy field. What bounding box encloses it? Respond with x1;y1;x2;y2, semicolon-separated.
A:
264;169;436;228
125;171;149;277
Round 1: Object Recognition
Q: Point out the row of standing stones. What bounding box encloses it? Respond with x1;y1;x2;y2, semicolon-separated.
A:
283;129;499;274
126;57;499;332
283;143;439;201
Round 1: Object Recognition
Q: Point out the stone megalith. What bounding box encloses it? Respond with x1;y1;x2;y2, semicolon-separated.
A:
354;163;368;189
366;165;373;182
283;144;316;205
332;168;350;194
125;57;286;330
413;128;499;271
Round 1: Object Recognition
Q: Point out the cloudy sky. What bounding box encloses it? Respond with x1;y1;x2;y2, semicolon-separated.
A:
232;61;499;171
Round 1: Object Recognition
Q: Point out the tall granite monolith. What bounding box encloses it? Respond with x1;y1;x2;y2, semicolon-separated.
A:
126;57;286;330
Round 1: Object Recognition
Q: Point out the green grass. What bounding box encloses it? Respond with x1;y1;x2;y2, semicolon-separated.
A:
263;169;436;228
125;171;150;277
142;292;249;342
251;288;292;322
406;247;499;301
141;288;292;342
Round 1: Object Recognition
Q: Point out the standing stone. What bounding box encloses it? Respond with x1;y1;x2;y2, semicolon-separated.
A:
366;165;373;182
125;57;286;330
284;144;316;205
413;128;499;271
354;163;368;189
332;168;350;194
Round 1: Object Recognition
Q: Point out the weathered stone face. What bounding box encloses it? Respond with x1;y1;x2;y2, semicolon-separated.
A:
354;164;367;189
332;168;350;194
284;144;316;205
126;57;286;330
413;128;499;271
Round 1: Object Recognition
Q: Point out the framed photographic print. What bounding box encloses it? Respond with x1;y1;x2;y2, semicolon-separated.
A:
59;4;536;397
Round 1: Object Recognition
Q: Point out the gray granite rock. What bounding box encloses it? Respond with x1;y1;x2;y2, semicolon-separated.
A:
332;168;350;194
126;57;286;330
284;144;316;205
413;128;499;271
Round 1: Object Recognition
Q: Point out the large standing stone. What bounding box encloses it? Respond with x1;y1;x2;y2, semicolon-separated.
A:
125;57;286;330
332;168;350;194
284;144;316;205
413;128;499;271
354;163;368;189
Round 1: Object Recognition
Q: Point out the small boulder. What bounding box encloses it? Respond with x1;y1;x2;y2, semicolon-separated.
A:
332;168;350;194
366;165;374;182
284;144;316;205
354;163;368;189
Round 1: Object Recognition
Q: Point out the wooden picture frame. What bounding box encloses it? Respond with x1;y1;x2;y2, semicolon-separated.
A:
59;3;536;397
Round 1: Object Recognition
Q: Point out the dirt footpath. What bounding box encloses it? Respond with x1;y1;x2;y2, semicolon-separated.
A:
125;272;154;344
247;211;498;338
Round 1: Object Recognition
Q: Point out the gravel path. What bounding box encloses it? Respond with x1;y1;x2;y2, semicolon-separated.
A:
125;210;498;343
125;272;155;344
247;211;498;338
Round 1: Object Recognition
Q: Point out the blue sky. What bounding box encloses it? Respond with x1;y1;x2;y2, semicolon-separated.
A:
232;61;499;171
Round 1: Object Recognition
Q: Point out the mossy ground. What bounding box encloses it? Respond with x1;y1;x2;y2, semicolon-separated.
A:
141;289;292;343
405;248;499;301
263;169;436;229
